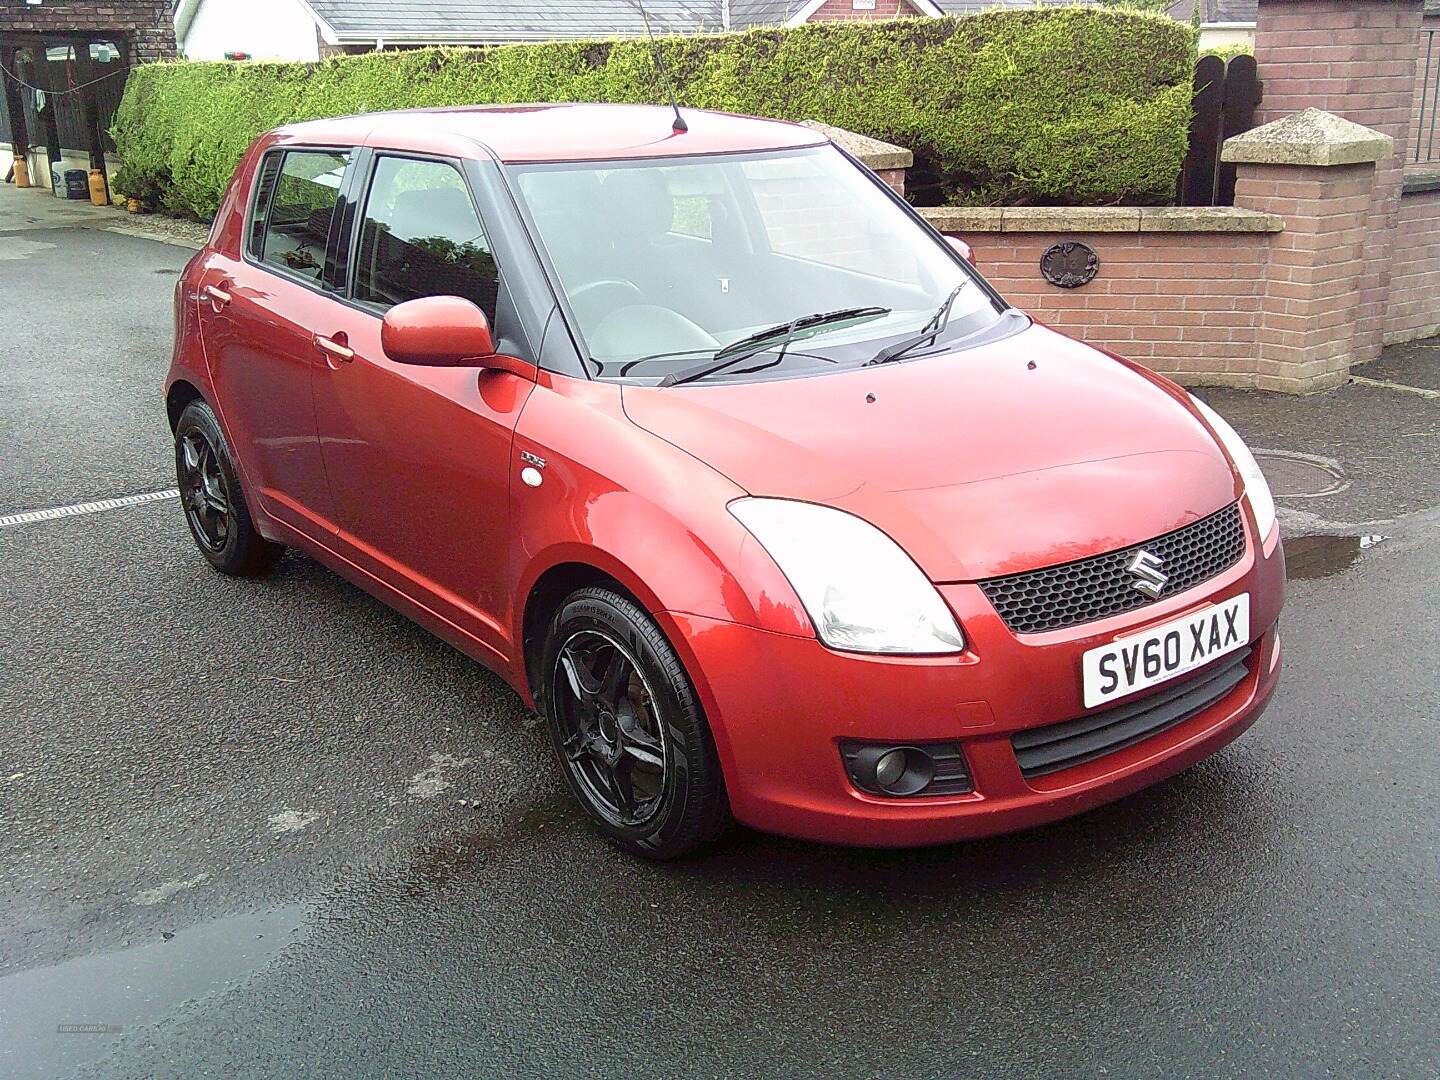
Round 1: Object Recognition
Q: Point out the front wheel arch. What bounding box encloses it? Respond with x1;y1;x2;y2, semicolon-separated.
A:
522;562;641;709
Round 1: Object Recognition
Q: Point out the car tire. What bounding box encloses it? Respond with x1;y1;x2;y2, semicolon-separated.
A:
541;586;729;860
174;399;283;576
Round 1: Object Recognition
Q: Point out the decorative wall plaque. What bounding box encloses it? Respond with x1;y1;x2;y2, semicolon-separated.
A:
1040;241;1099;288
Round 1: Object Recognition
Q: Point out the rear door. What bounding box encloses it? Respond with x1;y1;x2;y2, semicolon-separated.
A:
196;145;354;536
308;152;534;664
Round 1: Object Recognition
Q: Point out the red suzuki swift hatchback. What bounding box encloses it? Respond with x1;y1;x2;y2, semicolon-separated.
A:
167;104;1284;859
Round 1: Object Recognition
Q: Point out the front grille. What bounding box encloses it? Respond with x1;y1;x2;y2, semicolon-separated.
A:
1011;648;1252;778
979;503;1246;635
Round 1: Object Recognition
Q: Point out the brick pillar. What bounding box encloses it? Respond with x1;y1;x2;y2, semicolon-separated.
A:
1227;110;1394;393
1253;0;1424;366
799;121;911;197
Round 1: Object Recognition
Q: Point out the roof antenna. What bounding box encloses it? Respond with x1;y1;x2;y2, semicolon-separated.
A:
635;0;688;133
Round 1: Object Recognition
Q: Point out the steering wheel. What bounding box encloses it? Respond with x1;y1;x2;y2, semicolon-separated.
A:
568;279;645;326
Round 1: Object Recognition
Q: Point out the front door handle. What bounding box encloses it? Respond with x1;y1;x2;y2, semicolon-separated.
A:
315;334;354;363
204;284;232;306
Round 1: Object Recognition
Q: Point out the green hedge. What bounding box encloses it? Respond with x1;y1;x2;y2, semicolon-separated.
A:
113;9;1195;218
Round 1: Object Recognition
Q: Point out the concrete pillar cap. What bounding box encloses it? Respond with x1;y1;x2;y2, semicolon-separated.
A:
1221;108;1395;167
800;121;913;171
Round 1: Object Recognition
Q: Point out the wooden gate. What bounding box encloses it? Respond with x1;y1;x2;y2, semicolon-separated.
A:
1178;54;1263;207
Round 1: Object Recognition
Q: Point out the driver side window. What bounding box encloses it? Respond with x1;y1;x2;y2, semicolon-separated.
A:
352;157;499;323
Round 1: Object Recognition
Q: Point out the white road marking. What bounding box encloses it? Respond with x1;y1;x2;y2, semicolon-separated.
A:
0;489;179;529
406;753;474;799
1350;375;1440;400
130;873;210;906
267;809;320;835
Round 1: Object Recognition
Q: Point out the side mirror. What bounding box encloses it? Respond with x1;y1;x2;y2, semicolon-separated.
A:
944;234;976;266
381;295;521;372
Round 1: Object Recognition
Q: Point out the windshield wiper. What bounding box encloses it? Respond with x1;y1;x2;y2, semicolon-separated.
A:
864;285;966;367
658;307;889;388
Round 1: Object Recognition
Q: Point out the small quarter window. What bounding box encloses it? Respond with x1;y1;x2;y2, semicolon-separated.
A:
353;157;498;321
250;149;350;284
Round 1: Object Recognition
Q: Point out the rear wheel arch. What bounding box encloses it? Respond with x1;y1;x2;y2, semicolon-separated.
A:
166;379;205;432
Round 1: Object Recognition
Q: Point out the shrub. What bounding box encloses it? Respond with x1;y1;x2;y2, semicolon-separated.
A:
1200;42;1254;61
113;9;1195;219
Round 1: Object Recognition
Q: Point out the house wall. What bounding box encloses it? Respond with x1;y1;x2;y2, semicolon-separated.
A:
799;0;924;24
1253;0;1425;368
0;0;177;64
182;0;321;61
1197;24;1255;51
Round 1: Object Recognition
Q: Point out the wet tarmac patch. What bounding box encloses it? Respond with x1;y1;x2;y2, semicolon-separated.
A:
0;237;56;261
1285;534;1387;581
1255;450;1348;498
0;904;305;1080
400;795;580;890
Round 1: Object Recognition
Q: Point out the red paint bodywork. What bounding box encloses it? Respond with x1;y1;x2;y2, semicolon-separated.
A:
168;105;1284;847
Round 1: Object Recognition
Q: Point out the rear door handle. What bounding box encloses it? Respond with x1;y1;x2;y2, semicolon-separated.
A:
315;334;354;363
204;284;232;306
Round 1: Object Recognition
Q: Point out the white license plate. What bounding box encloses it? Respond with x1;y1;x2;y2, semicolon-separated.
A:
1081;594;1250;708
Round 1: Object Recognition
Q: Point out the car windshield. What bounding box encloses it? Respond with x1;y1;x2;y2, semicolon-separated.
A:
509;145;1004;384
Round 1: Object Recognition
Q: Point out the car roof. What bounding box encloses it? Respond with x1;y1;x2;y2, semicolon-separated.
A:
275;103;828;163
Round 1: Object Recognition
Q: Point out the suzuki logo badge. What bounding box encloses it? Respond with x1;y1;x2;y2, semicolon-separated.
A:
1126;549;1168;599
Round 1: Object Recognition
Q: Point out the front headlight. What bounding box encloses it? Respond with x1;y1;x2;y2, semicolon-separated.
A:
1192;397;1277;539
729;498;964;655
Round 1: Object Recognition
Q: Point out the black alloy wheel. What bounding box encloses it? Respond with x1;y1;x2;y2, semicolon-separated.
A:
542;586;728;859
173;399;283;576
553;629;669;828
178;427;231;553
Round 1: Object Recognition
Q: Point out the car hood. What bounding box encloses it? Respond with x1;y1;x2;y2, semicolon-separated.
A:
621;321;1239;582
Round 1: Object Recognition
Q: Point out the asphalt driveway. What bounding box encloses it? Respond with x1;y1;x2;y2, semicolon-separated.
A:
1;194;1436;1079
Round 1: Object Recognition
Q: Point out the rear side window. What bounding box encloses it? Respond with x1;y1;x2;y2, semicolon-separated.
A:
352;156;498;321
248;149;350;284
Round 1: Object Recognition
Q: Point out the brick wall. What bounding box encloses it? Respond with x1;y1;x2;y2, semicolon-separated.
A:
963;231;1269;387
0;0;178;64
1253;0;1424;366
1387;187;1440;342
803;0;924;23
919;208;1283;388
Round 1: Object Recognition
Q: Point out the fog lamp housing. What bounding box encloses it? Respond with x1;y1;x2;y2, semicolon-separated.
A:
841;741;973;798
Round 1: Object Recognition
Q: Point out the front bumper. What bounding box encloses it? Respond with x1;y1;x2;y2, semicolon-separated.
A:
659;523;1285;848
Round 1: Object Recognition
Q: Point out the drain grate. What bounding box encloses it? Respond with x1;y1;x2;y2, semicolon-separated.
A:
0;489;179;529
1253;450;1347;498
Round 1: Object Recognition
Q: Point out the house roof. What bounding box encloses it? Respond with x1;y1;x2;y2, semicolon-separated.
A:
1167;0;1439;28
305;0;724;41
1164;0;1256;24
933;0;1097;10
296;0;1081;44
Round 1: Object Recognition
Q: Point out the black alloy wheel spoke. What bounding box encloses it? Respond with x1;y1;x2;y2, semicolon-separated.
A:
201;473;229;515
181;434;202;473
619;715;664;769
604;757;638;819
561;730;590;762
179;430;232;551
554;631;669;828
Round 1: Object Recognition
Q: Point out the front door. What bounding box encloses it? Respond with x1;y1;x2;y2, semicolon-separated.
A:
197;146;352;535
309;153;533;663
